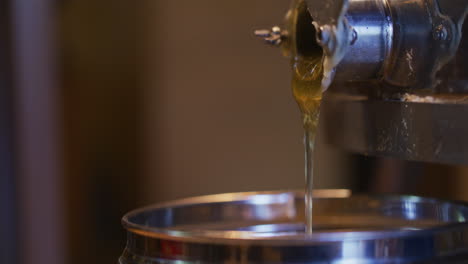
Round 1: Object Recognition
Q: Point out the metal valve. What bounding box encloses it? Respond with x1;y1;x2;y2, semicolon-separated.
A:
254;26;285;46
258;0;468;93
256;0;468;165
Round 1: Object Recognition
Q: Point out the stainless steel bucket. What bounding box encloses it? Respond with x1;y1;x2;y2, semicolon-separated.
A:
119;190;468;263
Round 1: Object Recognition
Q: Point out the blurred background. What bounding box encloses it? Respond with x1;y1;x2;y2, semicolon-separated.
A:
2;1;468;264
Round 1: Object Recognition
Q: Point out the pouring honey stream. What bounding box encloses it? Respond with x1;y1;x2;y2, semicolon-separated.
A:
292;56;323;235
256;0;325;235
286;0;325;235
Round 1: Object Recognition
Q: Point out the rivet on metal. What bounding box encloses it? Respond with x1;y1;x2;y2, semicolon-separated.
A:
433;24;448;41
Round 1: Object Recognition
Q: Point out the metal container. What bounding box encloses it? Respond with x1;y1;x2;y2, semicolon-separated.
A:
119;190;468;263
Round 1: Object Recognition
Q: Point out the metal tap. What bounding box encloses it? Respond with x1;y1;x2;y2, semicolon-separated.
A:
257;0;468;165
259;0;467;91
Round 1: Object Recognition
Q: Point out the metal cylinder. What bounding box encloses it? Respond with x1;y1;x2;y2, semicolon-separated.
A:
119;190;468;263
303;0;467;90
333;0;392;84
293;0;468;163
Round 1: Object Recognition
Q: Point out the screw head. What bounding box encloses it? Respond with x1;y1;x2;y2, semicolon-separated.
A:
433;25;448;41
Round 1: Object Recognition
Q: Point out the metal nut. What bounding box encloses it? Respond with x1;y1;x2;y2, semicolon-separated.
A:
433;24;448;41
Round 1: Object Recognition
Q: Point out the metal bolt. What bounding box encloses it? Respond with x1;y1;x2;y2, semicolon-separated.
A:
433;24;448;41
254;29;271;37
254;26;284;46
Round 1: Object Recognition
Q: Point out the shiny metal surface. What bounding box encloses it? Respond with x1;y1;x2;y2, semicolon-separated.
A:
306;0;466;90
305;0;467;90
257;0;468;164
382;0;460;89
260;0;467;90
333;0;392;84
305;0;392;87
321;92;468;165
120;190;468;263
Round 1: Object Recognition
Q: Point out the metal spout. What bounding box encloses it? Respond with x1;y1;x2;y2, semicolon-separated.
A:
258;0;468;92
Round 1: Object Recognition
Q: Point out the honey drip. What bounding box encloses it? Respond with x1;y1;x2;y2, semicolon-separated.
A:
292;56;324;235
282;0;325;235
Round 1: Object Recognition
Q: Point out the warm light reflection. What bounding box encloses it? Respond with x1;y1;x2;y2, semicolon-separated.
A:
313;189;351;198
